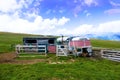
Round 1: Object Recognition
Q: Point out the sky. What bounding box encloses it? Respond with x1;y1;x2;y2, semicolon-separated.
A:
0;0;120;36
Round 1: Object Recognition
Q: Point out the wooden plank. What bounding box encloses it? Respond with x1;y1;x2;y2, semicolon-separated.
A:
101;50;120;62
15;45;47;55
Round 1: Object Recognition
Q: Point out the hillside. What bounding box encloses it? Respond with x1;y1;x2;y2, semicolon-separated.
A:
91;39;120;50
0;32;120;53
0;32;120;80
0;32;44;53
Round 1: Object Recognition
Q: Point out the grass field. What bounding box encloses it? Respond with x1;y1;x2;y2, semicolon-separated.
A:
0;55;120;80
0;32;120;80
91;39;120;50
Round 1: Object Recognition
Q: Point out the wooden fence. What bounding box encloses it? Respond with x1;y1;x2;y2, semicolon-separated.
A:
15;45;47;55
101;50;120;62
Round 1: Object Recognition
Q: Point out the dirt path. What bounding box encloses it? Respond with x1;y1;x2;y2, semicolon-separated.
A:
0;53;45;64
1;59;45;64
0;53;17;62
0;51;104;65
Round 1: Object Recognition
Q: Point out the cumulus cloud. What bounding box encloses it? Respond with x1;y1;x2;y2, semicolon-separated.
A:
0;13;70;34
0;0;70;35
0;0;119;36
73;24;94;35
53;20;120;35
74;20;120;34
98;20;120;33
0;0;42;14
55;28;71;35
0;0;20;12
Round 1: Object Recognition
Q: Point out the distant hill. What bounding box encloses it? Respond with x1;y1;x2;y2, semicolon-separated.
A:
0;32;120;53
85;32;120;41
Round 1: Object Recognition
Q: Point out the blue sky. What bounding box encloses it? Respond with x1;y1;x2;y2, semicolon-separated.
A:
0;0;120;35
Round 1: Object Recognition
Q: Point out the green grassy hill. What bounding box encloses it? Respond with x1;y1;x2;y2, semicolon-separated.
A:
0;32;120;80
91;39;120;50
0;32;44;53
0;32;120;53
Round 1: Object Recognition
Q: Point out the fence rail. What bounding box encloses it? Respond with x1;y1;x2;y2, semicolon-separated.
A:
101;50;120;62
15;45;47;55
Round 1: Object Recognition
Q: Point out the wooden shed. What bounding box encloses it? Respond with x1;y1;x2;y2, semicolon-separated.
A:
23;37;56;53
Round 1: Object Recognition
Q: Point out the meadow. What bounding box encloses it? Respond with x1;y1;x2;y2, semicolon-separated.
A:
0;55;120;80
0;32;120;80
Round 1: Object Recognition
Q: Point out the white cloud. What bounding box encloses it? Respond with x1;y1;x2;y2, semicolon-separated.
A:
73;20;120;35
84;0;98;6
104;8;120;14
0;13;70;34
0;0;20;12
83;10;91;17
58;17;70;25
74;5;82;17
105;1;120;15
55;28;71;35
98;20;120;33
0;0;70;35
54;20;120;35
73;0;97;17
0;0;41;14
110;1;120;7
73;24;94;35
0;10;119;35
0;0;119;36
